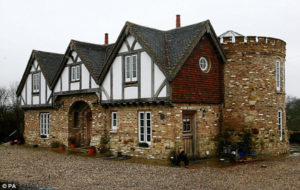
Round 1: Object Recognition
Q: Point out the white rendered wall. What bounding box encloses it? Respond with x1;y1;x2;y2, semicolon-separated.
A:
134;42;142;50
154;64;165;93
101;34;167;102
54;78;61;92
82;64;89;89
53;53;99;93
61;67;69;91
112;56;122;99
26;74;31;105
124;87;138;99
40;74;46;104
20;62;52;105
140;52;151;98
102;70;111;99
70;82;80;91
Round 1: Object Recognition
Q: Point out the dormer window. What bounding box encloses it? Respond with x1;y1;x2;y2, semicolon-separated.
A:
32;73;40;93
71;65;80;81
125;55;137;82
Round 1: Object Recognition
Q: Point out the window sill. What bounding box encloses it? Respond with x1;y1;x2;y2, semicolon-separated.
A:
70;80;80;83
124;81;138;87
110;130;117;134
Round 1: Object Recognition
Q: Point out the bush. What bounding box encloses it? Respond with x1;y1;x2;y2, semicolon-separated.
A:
50;141;61;148
168;148;177;165
216;118;253;157
98;134;110;154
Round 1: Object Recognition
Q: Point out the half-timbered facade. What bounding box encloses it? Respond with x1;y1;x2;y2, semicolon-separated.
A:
17;50;63;108
17;16;289;159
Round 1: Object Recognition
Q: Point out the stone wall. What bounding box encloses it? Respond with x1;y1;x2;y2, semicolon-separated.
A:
106;104;221;159
24;93;106;147
221;36;289;154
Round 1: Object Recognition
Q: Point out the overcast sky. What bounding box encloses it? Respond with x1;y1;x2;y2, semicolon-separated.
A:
0;0;299;97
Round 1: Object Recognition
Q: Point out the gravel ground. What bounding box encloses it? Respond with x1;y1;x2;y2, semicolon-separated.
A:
0;145;299;190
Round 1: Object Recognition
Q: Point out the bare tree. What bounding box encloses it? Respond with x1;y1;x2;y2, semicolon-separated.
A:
0;87;8;107
8;82;19;106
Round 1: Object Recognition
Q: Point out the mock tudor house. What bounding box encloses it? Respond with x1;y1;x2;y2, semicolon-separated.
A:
17;15;289;159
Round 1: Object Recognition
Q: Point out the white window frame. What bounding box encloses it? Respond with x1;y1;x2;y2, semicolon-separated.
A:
40;113;50;138
138;111;151;145
32;73;40;93
278;109;283;141
199;57;209;72
125;55;137;82
71;65;80;81
276;59;281;92
111;112;117;131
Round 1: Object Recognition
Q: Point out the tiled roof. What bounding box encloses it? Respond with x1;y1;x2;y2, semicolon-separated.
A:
101;20;225;81
34;51;64;85
71;40;114;80
16;50;64;95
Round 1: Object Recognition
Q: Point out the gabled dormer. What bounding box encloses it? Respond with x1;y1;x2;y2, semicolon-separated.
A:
98;23;169;104
52;40;114;96
16;50;64;108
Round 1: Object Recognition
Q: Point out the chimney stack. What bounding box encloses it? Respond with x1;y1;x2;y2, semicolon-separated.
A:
176;15;181;28
105;33;109;45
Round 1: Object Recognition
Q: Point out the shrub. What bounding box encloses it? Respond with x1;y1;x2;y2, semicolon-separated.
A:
98;134;110;154
168;147;177;165
50;141;61;148
216;118;253;157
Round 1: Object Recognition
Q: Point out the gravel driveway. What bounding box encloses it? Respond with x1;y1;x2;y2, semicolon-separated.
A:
0;145;299;190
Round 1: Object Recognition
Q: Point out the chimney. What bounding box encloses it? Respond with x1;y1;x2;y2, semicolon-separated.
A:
176;15;181;28
105;33;109;45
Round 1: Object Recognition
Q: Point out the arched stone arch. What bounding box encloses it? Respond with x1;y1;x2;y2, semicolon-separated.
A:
68;101;92;147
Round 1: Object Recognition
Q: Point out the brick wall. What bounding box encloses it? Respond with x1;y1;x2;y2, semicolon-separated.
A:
171;34;224;104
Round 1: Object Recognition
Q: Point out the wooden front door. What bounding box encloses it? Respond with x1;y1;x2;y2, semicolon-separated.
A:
182;114;194;156
81;111;92;147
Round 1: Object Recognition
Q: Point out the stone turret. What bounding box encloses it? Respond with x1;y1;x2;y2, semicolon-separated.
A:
220;35;289;154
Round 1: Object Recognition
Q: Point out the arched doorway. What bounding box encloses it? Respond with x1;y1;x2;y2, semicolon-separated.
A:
68;101;92;147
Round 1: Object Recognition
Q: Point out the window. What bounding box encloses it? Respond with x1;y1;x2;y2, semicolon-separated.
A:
278;109;283;141
199;57;210;72
111;112;117;131
32;73;40;93
139;112;151;144
125;55;137;82
276;59;281;91
183;118;191;132
71;65;80;81
40;113;50;138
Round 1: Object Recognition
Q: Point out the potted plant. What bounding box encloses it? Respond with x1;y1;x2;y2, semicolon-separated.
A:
17;136;24;145
59;144;65;151
68;136;77;148
9;139;15;145
88;146;96;155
